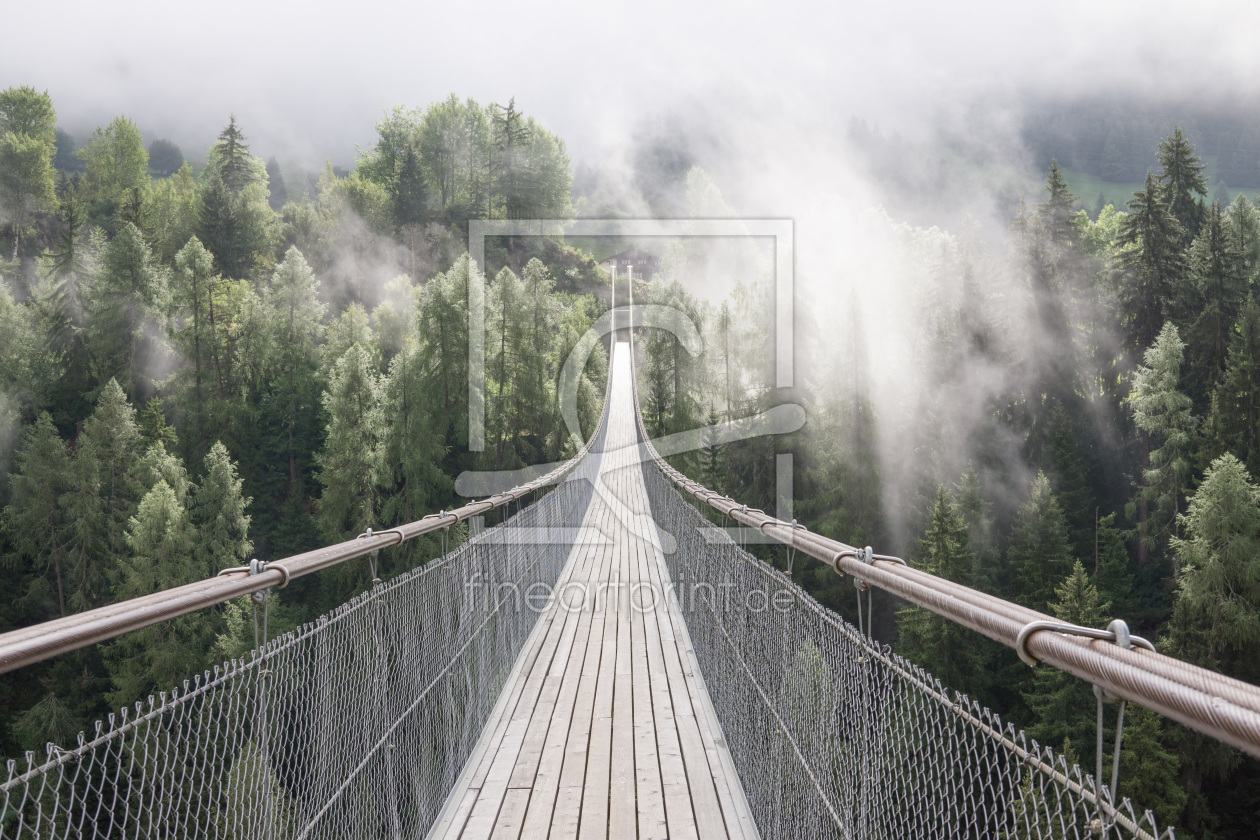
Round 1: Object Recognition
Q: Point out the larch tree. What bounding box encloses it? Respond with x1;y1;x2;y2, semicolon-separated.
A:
104;478;203;709
88;222;168;398
1224;193;1260;280
316;343;383;543
415;254;473;467
70;379;144;611
170;237;219;452
262;247;326;492
76;116;148;222
0;87;57;258
488;265;525;470
193;441;252;572
1164;454;1260;813
1127;323;1196;561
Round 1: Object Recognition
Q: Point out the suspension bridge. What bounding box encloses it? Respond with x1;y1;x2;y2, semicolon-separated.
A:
3;341;1260;839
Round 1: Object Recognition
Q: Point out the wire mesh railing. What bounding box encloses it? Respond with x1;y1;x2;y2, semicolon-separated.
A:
1;440;603;839
643;463;1171;839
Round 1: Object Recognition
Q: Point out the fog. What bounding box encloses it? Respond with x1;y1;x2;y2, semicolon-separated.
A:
7;0;1260;543
5;0;1259;169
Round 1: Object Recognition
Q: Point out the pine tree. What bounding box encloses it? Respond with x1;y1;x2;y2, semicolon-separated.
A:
3;414;72;616
897;486;987;698
1117;174;1187;355
1157;127;1208;243
1006;473;1076;613
104;478;203;709
1127;323;1196;558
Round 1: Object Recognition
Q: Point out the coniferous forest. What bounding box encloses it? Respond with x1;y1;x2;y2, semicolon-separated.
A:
2;83;1260;837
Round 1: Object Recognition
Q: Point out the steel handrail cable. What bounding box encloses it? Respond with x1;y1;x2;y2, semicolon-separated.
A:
0;354;616;676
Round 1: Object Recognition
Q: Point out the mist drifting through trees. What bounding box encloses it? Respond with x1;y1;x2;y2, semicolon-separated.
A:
3;18;1260;830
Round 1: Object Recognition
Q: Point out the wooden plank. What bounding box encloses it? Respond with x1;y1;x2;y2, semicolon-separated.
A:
487;789;530;840
548;494;618;837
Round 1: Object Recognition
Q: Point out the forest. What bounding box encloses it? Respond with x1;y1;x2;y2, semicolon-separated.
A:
1;83;1259;837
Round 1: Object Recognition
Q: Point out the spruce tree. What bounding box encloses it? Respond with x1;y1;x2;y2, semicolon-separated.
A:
3;413;72;616
1005;472;1076;613
1157;127;1208;243
264;156;287;211
1023;561;1109;754
897;486;987;698
1039;159;1078;248
1127;323;1196;558
1207;297;1260;475
1186;201;1247;390
1117;173;1187;355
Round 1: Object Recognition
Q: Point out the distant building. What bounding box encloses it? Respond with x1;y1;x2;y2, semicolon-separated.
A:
600;248;657;282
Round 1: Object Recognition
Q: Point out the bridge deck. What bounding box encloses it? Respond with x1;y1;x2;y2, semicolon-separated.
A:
429;344;756;840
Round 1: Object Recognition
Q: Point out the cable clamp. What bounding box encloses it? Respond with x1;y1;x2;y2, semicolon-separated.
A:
1014;617;1154;668
218;559;289;604
357;526;405;548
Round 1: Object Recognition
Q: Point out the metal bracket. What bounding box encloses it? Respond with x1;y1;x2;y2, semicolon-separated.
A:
1014;617;1154;668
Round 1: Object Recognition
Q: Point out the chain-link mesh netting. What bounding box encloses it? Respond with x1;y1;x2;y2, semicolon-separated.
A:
643;463;1174;840
0;434;603;840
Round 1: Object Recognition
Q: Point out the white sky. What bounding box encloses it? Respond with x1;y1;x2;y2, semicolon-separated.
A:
5;0;1260;170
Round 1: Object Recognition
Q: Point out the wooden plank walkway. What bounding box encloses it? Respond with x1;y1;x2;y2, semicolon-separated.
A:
429;343;757;840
